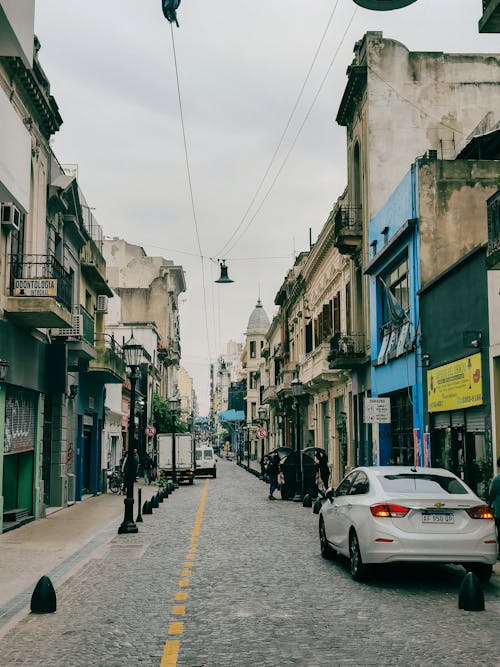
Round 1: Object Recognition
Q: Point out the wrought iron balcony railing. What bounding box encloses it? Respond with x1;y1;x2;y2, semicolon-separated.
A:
333;206;363;256
9;254;72;310
79;305;95;346
328;332;365;369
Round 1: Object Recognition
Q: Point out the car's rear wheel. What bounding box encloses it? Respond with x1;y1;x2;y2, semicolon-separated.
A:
349;530;368;581
319;518;336;559
464;563;493;583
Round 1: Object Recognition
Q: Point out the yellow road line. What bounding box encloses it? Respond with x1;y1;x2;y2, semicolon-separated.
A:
160;640;180;667
168;622;184;635
175;591;188;602
160;479;209;667
172;605;186;615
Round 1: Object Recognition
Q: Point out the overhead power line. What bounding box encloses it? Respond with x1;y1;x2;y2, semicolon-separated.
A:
215;0;343;259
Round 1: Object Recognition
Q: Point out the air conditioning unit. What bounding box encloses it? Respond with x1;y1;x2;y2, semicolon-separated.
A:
1;203;21;231
51;314;82;339
95;294;108;313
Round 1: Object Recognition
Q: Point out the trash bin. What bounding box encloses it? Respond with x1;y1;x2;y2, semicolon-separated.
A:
274;447;298;500
301;447;328;498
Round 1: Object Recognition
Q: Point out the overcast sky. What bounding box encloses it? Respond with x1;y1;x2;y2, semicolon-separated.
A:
34;1;498;414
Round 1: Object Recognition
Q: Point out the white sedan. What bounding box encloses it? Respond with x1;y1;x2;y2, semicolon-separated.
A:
319;466;497;582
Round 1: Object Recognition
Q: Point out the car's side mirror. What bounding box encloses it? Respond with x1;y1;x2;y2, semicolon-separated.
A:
325;488;335;501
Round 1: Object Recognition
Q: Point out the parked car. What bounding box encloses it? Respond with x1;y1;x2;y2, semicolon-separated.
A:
319;466;497;582
195;445;217;478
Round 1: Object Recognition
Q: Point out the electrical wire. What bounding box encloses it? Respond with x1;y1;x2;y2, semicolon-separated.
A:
169;22;212;360
221;7;358;257
215;1;343;259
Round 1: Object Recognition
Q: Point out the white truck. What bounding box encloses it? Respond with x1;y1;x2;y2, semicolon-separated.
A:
157;433;195;484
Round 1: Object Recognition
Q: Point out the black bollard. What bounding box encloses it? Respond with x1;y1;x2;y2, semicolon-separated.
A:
162;486;169;499
158;491;164;504
458;572;485;611
136;488;143;522
143;500;153;515
313;498;325;514
151;494;159;509
302;494;312;508
31;575;57;614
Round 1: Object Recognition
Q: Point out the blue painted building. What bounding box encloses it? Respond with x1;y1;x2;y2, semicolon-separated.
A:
364;164;425;465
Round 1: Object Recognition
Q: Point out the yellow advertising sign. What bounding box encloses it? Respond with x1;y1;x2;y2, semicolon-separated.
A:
427;353;482;413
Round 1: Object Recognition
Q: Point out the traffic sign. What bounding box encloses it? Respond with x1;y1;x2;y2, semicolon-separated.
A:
364;398;391;424
256;427;267;439
145;425;156;437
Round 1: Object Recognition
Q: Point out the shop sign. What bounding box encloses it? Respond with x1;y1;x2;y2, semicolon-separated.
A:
427;353;482;413
13;278;57;297
365;397;391;423
4;388;36;455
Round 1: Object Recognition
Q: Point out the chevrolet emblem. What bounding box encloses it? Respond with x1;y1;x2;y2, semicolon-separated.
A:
433;502;445;508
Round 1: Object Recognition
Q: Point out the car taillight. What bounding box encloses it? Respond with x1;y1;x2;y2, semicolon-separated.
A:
465;505;494;520
370;503;410;518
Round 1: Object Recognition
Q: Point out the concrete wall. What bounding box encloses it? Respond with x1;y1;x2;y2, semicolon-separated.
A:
418;159;498;285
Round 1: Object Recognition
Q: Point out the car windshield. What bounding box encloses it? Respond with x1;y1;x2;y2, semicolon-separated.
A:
379;474;468;495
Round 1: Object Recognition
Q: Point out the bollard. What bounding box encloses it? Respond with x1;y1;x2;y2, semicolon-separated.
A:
162;486;169;499
151;494;159;509
136;488;143;522
158;491;164;504
31;576;57;614
458;572;485;611
143;500;153;515
302;494;312;508
313;498;324;514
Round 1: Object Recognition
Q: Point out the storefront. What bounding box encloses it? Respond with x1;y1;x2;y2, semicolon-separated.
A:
3;386;40;524
428;353;491;497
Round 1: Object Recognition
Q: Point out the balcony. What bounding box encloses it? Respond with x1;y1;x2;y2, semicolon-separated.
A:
5;254;73;329
157;338;181;366
301;342;342;388
80;239;113;297
486;190;500;269
333;206;362;257
479;0;500;32
328;332;366;369
50;305;96;370
87;334;126;384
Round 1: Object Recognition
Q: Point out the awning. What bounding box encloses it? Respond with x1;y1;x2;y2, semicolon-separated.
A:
218;409;245;423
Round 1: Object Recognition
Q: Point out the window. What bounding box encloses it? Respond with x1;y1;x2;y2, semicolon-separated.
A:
305;321;313;353
350;471;369;495
333;292;341;333
345;284;351;335
335;472;357;496
250;341;256;358
379;474;468;495
381;255;408;326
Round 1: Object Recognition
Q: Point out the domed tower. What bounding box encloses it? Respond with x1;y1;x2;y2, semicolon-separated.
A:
242;299;270;434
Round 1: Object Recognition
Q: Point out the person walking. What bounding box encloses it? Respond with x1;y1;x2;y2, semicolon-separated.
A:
315;450;330;497
488;456;500;554
267;451;281;500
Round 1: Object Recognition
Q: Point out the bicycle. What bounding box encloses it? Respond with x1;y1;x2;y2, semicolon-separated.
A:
107;468;124;494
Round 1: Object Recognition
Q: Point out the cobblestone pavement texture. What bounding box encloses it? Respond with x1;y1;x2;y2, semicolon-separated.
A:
1;460;500;666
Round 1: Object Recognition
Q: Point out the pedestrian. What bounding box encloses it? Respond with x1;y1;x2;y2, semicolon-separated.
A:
133;448;140;481
488;456;500;553
315;450;330;497
267;451;280;500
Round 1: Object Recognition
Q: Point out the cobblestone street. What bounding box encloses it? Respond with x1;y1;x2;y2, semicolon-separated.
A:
1;459;500;667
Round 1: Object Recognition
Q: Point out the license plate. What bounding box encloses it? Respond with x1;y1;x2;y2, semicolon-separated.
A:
422;512;454;524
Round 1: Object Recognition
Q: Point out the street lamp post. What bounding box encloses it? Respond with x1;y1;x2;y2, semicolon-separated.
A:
169;396;180;489
291;378;304;502
118;334;143;534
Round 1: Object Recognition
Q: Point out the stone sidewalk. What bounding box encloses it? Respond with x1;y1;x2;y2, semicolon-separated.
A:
0;480;156;635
